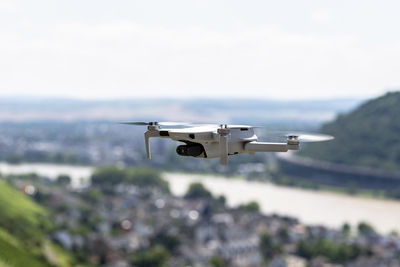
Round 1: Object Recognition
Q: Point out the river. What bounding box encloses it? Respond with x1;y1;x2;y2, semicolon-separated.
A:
1;162;399;234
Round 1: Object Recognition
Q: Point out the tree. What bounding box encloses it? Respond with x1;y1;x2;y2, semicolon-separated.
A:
341;223;351;237
296;238;364;264
300;92;400;171
184;183;212;199
82;188;103;204
131;246;169;267
56;174;71;185
91;166;169;192
277;227;290;243
128;168;169;192
217;195;226;205
209;256;226;267
91;166;127;186
259;233;282;261
357;222;375;235
150;232;181;253
239;201;260;212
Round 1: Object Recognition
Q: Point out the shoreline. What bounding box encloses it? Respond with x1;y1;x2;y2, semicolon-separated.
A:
2;162;400;233
0;161;397;201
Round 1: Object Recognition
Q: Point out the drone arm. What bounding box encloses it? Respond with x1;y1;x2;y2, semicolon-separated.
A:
144;130;160;159
244;141;288;152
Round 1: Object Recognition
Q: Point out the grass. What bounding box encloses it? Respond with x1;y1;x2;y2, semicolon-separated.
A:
43;241;75;267
0;259;12;267
0;180;75;266
0;181;52;266
0;230;47;267
0;180;48;226
0;180;52;245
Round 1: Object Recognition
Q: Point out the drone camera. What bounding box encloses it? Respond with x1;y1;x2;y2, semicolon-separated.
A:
176;144;204;157
159;131;169;137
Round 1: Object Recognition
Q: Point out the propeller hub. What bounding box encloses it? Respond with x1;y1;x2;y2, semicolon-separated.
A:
217;128;230;134
147;124;159;131
287;135;299;145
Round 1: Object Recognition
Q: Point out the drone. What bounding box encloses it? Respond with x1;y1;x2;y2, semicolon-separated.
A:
121;121;334;165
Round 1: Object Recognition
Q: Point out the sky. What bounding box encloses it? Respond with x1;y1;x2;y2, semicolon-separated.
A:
0;0;400;100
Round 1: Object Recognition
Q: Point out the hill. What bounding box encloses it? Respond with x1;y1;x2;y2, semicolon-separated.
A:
300;91;400;171
0;180;72;266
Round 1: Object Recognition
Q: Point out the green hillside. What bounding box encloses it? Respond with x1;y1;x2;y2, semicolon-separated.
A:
301;91;400;171
0;180;72;266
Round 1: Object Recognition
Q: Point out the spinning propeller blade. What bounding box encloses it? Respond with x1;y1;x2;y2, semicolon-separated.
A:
285;132;334;142
261;130;334;143
119;121;192;127
120;121;150;125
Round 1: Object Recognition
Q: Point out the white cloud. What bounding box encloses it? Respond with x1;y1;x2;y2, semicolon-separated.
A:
0;0;18;12
311;10;333;23
0;20;398;100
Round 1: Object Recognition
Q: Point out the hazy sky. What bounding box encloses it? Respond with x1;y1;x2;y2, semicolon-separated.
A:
1;0;400;100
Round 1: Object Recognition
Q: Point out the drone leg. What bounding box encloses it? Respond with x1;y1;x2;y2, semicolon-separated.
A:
220;134;229;165
144;131;160;159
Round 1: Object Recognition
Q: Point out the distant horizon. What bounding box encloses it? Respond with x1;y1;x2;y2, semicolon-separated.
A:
0;91;385;102
0;93;363;124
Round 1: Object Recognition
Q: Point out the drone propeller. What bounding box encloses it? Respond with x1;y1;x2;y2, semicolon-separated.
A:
258;129;334;143
119;121;192;127
285;132;334;143
120;121;151;125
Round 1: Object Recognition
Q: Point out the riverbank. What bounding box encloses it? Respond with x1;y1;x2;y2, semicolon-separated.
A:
2;159;395;200
0;162;92;188
164;172;400;234
1;162;400;234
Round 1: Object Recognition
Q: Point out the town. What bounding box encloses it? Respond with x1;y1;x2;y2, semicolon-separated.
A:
7;167;400;266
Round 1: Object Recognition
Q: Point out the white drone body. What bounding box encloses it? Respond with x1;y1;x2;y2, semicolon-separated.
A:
122;122;334;165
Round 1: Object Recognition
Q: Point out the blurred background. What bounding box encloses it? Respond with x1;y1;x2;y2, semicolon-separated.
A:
1;0;400;266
